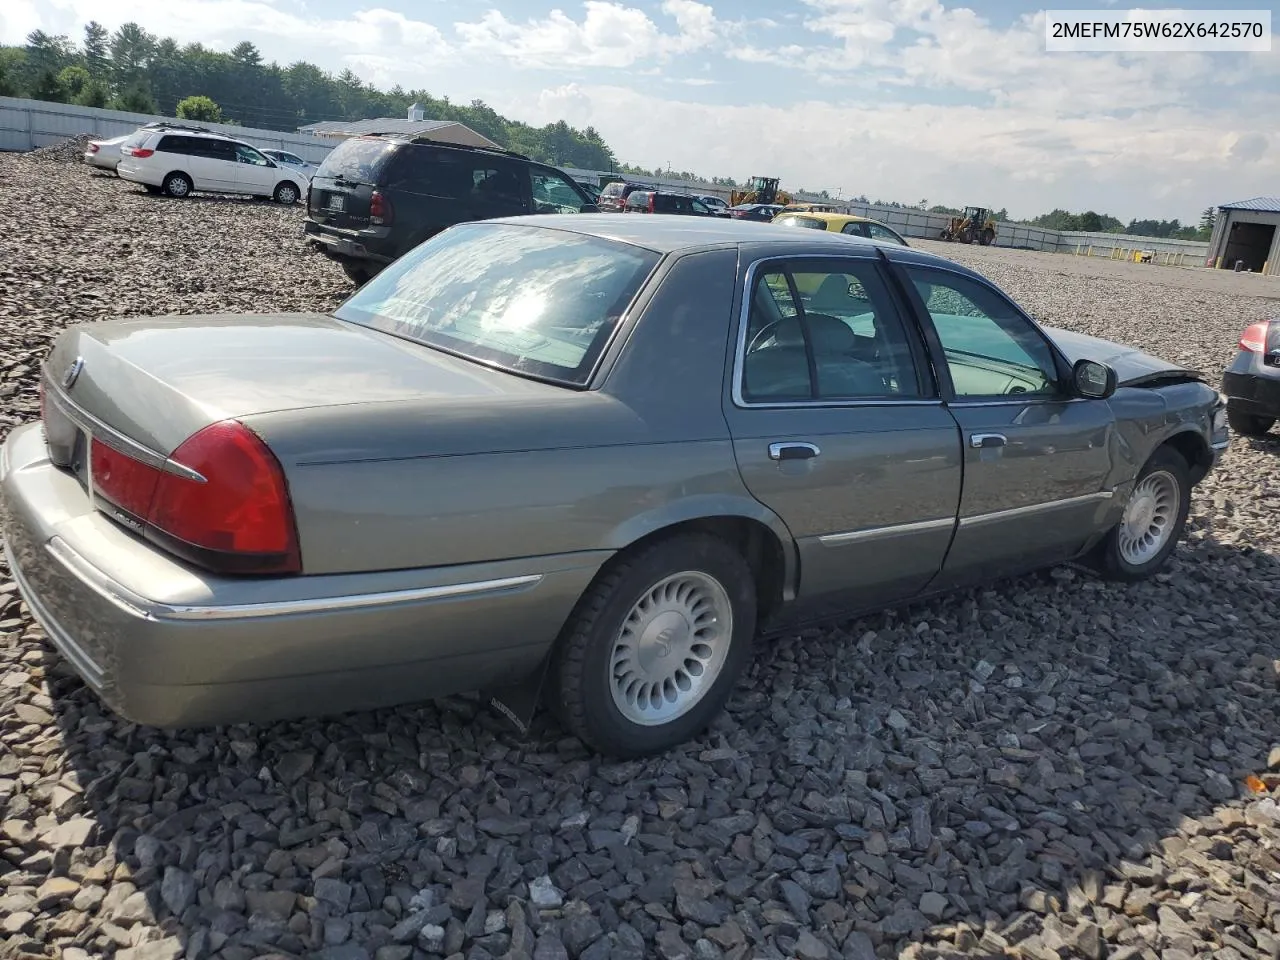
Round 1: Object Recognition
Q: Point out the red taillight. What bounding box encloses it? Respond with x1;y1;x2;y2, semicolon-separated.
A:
88;144;100;153
648;194;656;213
369;190;393;225
90;420;300;575
125;147;154;158
1240;320;1270;353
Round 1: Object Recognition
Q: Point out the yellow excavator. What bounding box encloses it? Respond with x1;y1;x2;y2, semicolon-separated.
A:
730;176;792;207
941;206;997;245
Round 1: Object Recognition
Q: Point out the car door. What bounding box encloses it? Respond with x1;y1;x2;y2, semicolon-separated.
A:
722;251;964;620
232;144;278;195
195;138;241;193
890;257;1118;587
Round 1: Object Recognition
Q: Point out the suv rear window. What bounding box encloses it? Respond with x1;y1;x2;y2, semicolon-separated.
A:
315;138;400;184
335;222;660;386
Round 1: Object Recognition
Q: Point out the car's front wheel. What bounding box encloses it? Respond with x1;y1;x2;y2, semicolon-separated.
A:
550;533;756;758
1091;446;1191;581
1227;408;1275;437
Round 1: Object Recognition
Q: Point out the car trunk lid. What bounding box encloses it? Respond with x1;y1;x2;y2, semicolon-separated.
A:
42;311;562;459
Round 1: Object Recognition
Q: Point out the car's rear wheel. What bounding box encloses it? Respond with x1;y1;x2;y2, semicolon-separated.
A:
273;181;300;205
1091;446;1190;582
1227;408;1275;437
550;533;756;758
162;173;192;198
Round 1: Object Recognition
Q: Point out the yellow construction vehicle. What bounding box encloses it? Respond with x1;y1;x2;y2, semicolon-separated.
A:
940;206;997;245
730;176;793;207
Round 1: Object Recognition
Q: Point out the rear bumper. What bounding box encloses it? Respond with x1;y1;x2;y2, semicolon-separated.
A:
1223;363;1280;419
1;422;604;729
303;219;395;264
116;160;162;187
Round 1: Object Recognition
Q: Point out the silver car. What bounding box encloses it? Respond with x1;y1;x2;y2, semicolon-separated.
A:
83;134;129;172
0;216;1229;757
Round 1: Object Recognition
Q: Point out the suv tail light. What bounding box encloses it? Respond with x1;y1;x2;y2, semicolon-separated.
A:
88;143;100;154
648;193;656;213
125;147;155;158
370;190;393;225
1240;320;1271;353
91;420;301;575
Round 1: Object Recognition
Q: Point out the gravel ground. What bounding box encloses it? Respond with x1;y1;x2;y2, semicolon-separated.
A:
3;146;1280;960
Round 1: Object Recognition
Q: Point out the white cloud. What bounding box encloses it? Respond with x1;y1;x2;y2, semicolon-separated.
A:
454;0;722;68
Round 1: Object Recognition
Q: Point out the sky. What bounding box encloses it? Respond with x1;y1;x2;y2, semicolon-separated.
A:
2;0;1277;223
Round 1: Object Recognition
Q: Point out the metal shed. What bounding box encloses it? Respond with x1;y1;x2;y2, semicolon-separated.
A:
1206;197;1280;275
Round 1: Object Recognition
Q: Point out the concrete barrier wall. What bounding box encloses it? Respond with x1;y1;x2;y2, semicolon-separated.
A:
0;96;338;164
3;97;1213;265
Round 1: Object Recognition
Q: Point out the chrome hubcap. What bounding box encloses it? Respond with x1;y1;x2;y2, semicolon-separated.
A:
170;179;188;196
280;186;297;202
610;571;732;726
1118;470;1178;565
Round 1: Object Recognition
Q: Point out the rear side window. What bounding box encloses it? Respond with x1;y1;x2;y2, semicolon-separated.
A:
315;138;400;184
156;135;191;155
601;182;624;197
335;222;660;386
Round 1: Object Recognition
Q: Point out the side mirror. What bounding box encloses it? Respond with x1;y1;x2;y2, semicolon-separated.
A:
1072;358;1117;399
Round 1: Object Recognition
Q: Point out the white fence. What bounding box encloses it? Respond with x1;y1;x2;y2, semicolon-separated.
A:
0;96;338;164
3;96;1213;266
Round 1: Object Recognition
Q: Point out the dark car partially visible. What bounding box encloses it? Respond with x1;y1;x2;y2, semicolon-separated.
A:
1222;318;1280;436
623;191;717;216
303;135;598;284
596;180;655;213
728;203;785;222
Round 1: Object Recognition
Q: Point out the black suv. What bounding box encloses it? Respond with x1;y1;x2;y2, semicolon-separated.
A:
304;135;599;283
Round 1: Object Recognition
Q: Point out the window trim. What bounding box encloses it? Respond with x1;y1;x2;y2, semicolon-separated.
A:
730;254;941;410
885;258;1081;407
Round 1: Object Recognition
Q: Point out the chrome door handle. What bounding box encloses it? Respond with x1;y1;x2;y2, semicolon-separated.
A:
769;442;821;461
970;433;1007;449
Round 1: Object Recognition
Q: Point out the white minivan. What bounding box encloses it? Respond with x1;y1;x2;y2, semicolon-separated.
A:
117;127;310;204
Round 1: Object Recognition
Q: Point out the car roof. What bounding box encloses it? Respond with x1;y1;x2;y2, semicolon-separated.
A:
480;213;956;266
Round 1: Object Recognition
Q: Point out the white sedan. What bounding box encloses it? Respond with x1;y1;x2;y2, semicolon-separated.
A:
261;149;318;180
83;134;130;173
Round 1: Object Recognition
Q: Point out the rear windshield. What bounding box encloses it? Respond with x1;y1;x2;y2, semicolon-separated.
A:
335;223;661;386
775;215;827;230
315;138;399;184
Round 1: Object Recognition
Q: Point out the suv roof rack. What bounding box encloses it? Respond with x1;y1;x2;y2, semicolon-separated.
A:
361;132;532;162
141;121;214;134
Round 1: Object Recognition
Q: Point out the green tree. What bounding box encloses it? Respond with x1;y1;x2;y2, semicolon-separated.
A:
176;94;222;122
83;21;110;78
111;83;157;114
57;65;92;99
110;23;155;90
75;79;110;108
32;69;68;103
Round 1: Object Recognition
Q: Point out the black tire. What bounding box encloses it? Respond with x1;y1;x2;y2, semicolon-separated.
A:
341;261;374;285
273;181;300;205
1090;446;1191;582
981;228;996;246
550;533;757;758
1227;408;1275;437
162;172;192;198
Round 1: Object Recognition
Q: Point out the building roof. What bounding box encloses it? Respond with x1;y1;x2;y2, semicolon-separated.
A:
1218;197;1280;213
296;117;502;150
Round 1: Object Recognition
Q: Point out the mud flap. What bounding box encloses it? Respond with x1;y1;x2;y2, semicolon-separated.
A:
483;656;552;735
